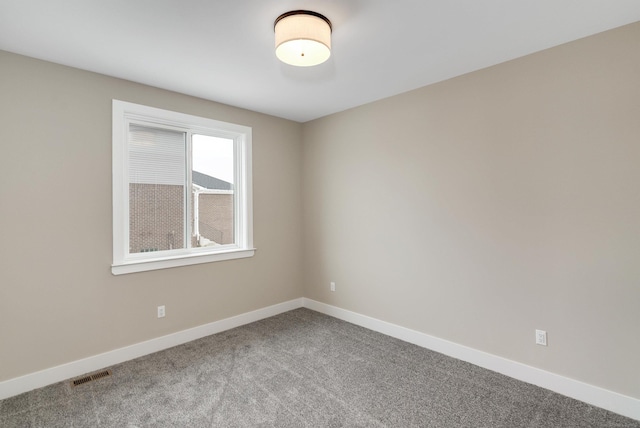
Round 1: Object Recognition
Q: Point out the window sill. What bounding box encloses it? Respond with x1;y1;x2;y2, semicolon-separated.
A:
111;248;256;275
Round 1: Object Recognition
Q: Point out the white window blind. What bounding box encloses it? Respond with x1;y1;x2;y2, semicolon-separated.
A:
128;124;186;185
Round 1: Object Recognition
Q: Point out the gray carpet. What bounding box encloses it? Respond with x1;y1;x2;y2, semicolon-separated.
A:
1;308;638;427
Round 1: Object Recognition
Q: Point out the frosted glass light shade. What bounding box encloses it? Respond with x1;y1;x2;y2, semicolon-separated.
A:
275;11;332;67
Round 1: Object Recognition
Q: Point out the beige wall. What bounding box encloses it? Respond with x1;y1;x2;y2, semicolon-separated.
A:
302;22;640;399
0;51;303;381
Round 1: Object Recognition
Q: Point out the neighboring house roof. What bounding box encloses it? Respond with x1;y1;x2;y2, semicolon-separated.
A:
192;171;233;190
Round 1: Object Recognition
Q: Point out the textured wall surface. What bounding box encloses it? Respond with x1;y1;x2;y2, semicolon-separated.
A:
302;23;640;399
0;51;303;381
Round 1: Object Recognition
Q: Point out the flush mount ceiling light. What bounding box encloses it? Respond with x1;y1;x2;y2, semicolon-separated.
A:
274;10;332;67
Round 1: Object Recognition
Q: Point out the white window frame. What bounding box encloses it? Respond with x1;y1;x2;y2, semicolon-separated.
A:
112;100;254;275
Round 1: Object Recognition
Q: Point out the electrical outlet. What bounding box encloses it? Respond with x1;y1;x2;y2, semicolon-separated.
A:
535;329;547;346
157;305;166;318
330;282;336;292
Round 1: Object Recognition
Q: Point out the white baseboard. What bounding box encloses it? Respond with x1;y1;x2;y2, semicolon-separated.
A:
303;298;640;422
0;298;304;401
2;296;638;422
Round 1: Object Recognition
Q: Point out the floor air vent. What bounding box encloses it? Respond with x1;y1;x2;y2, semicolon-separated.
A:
71;369;112;387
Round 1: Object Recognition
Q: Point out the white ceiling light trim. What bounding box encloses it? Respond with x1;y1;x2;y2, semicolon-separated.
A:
274;10;332;67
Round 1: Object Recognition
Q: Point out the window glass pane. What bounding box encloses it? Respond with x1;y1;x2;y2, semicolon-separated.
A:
192;134;235;247
128;124;186;254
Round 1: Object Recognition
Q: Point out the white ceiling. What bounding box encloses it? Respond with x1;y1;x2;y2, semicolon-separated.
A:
1;1;639;122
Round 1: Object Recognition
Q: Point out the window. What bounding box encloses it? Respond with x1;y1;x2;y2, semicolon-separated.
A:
112;100;253;275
